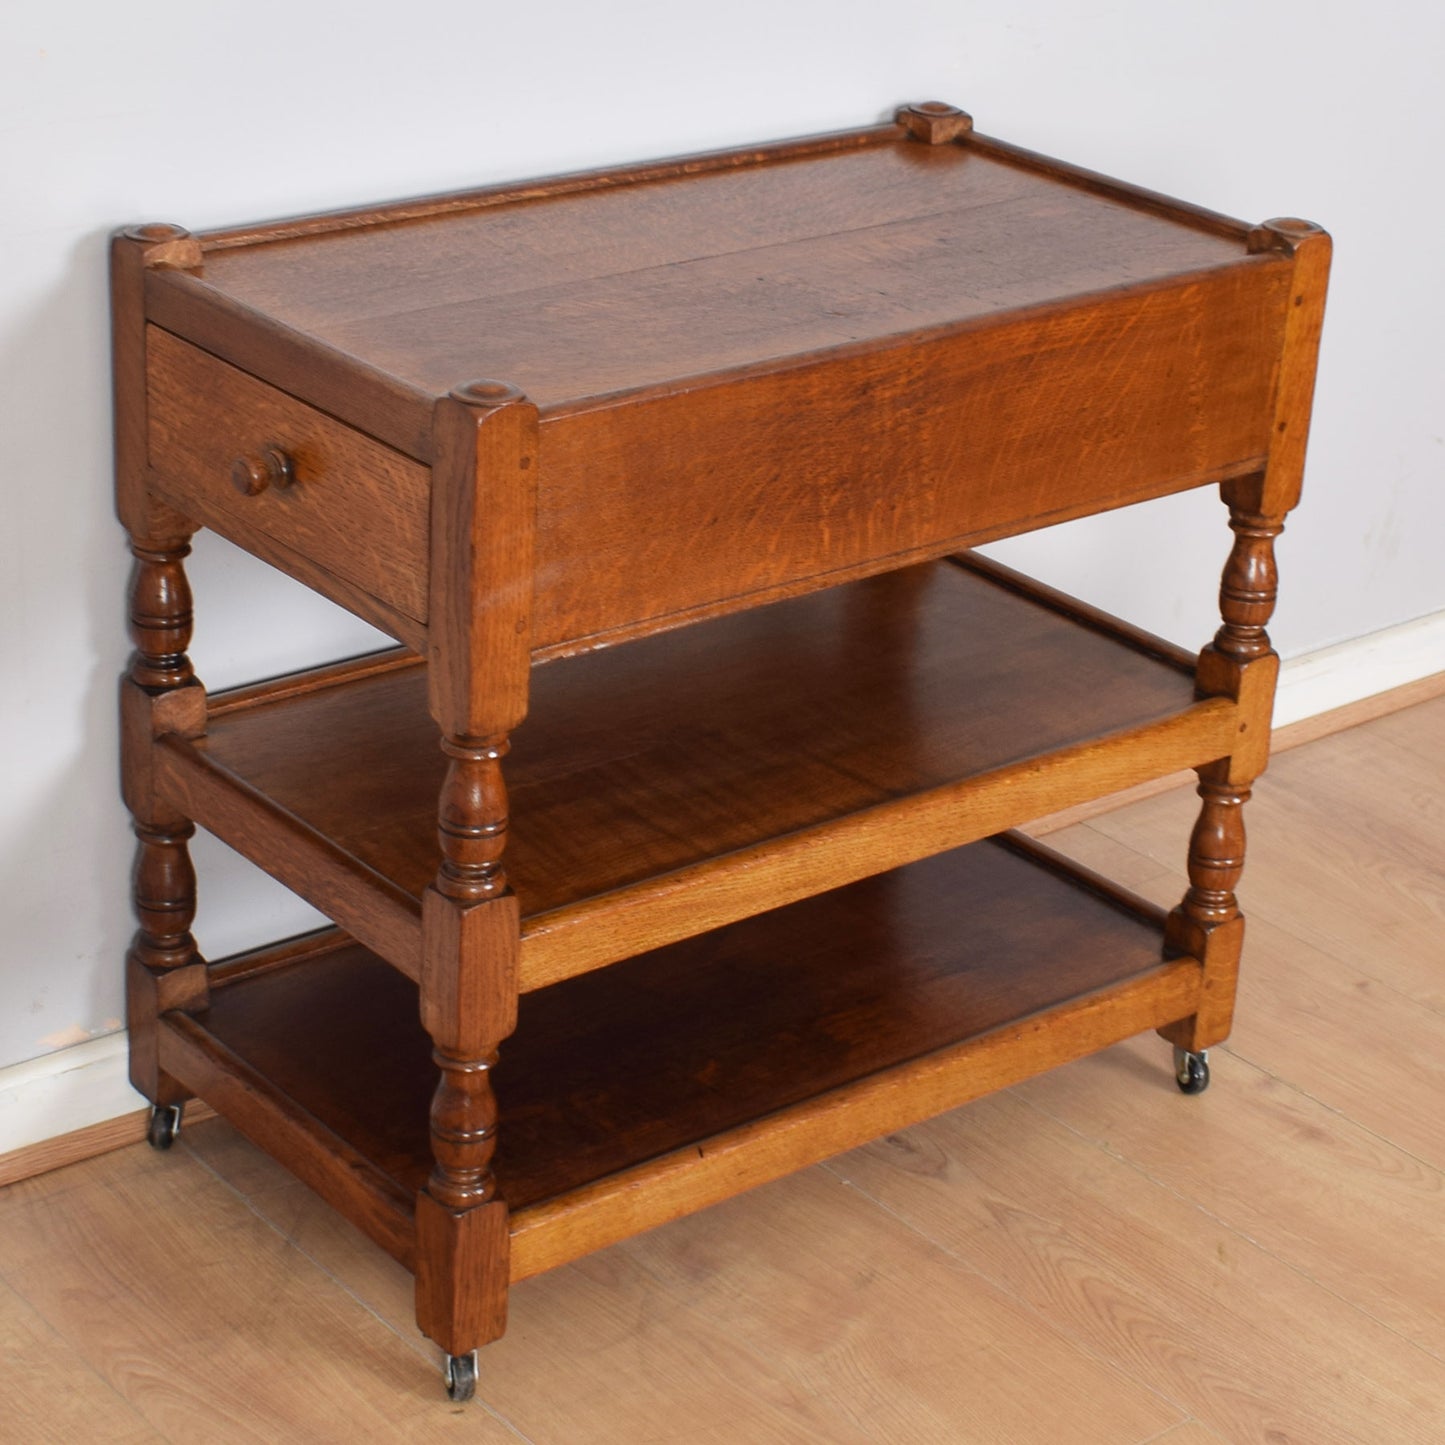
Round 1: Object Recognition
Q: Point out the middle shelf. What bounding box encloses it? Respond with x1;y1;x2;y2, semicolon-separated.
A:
156;554;1235;988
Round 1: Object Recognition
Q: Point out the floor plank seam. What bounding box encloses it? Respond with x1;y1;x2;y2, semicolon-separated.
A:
1243;924;1445;1027
1014;1076;1445;1374
1210;1043;1445;1199
1135;1421;1199;1445
586;1170;944;1430
818;1160;1195;1427
176;1135;540;1441
1064;824;1445;1030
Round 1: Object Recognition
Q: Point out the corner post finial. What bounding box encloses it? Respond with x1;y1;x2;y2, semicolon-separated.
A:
896;101;974;145
119;222;203;273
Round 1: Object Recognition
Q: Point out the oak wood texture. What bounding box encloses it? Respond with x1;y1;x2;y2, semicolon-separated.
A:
11;703;1435;1443
13;673;1419;1200
180;134;1259;412
158;1010;416;1268
522;265;1285;650
138;117;1298;654
113;106;1328;1383
1245;219;1333;517
1023;661;1445;840
153;558;1235;988
122;542;209;1109
111;224;201;547
156;835;1199;1283
145;328;432;626
412;381;538;1343
1158;220;1330;1053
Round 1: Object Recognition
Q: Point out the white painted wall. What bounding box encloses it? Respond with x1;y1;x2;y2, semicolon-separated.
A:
2;1;1442;1079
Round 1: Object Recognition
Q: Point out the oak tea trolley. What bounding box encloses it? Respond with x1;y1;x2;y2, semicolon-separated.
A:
113;102;1330;1399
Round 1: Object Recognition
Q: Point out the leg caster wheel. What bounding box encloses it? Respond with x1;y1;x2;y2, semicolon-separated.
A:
1173;1046;1210;1095
146;1103;183;1150
444;1351;477;1403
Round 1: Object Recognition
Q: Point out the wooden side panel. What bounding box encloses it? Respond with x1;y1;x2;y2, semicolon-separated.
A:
532;262;1291;649
145;328;433;624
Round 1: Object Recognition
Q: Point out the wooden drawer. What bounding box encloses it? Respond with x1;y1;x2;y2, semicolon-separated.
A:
145;327;432;626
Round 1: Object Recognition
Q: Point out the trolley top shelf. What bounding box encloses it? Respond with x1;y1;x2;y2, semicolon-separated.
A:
144;107;1270;419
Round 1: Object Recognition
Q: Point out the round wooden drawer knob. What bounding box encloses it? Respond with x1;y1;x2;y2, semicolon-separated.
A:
231;446;295;496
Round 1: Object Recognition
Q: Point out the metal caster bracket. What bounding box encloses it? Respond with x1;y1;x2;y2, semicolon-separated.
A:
445;1351;478;1403
146;1103;183;1150
1173;1046;1210;1095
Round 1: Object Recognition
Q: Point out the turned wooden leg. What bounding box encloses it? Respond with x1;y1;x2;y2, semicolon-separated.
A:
1162;492;1286;1056
415;379;536;1390
415;734;518;1375
122;540;208;1108
1162;763;1250;1053
1160;220;1330;1065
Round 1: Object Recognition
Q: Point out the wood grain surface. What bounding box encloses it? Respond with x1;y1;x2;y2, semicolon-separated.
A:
140;120;1296;651
146;328;432;623
176;837;1183;1216
527;259;1286;647
105;108;1335;1419
189;138;1251;408
4;699;1439;1441
160;559;1221;986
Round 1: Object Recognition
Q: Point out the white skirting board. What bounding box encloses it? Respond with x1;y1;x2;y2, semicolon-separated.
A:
3;608;1443;1162
0;1033;143;1157
1272;608;1445;731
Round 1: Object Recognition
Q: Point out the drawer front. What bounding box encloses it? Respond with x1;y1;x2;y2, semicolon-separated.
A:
532;260;1291;651
146;327;432;624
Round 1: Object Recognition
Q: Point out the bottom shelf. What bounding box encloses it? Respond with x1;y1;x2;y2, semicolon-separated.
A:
158;835;1200;1282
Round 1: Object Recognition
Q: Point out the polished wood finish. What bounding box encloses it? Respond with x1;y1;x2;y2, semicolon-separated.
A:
114;108;1328;1379
187;139;1255;411
111;224;201;546
896;99;975;144
138;118;1294;656
159;1009;416;1267
152;560;1236;987
158;836;1194;1274
1245;219;1333;516
1159;217;1331;1054
121;543;208;1106
113;225;212;1109
417;380;538;1350
146;328;432;626
523;266;1284;650
13;705;1441;1441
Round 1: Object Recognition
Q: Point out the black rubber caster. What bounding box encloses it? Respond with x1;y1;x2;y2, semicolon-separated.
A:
444;1351;478;1403
146;1103;183;1150
1173;1046;1210;1095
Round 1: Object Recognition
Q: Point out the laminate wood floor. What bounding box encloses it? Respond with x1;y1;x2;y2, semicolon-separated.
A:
2;695;1441;1443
